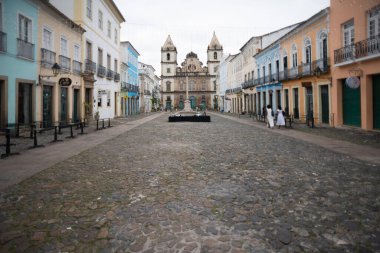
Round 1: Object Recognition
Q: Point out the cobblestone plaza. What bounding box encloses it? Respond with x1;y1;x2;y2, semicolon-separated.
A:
0;113;379;252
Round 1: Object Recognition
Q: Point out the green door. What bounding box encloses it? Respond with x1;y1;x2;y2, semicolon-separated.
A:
60;87;67;122
190;96;196;109
321;85;329;124
43;86;53;127
73;89;79;122
179;100;184;110
343;79;361;127
373;75;380;129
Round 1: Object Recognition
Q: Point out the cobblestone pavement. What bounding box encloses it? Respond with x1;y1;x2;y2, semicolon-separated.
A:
0;113;379;252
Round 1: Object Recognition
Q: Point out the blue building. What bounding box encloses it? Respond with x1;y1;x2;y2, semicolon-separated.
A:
120;41;140;116
255;43;283;114
0;0;38;128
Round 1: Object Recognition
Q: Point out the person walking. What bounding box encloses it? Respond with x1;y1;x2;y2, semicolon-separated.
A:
276;105;286;129
266;105;274;128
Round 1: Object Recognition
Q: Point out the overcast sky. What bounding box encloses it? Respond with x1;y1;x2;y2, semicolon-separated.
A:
114;0;330;75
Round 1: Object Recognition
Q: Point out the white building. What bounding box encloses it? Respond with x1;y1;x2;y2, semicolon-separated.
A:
50;0;125;119
138;62;158;113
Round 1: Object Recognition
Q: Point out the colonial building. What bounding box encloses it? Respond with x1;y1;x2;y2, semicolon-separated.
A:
161;33;223;110
120;41;140;116
331;0;380;130
0;0;38;128
37;1;86;127
138;62;157;113
51;0;125;120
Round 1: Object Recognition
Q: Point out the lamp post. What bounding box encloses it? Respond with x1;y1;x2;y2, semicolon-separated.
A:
39;63;61;84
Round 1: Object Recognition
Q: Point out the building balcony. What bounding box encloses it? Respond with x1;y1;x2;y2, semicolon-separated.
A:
72;60;82;75
97;65;106;77
84;59;96;74
334;35;380;65
0;31;6;53
17;38;34;60
114;72;120;82
301;62;312;76
59;55;71;73
121;83;139;92
242;79;255;89
106;69;114;80
144;89;151;96
41;48;56;66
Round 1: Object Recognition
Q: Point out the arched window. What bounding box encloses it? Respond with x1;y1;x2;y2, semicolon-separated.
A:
166;81;171;91
189;80;195;91
291;44;298;67
318;31;328;59
166;53;170;61
213;52;217;60
304;38;312;64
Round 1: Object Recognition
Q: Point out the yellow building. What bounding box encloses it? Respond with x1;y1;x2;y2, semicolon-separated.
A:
37;1;85;126
330;0;380;130
280;8;331;125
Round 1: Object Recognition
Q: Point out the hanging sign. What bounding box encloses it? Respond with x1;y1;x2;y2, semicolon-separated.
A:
345;76;360;89
59;77;72;86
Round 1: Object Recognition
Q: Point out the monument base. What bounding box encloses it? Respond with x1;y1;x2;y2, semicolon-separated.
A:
183;100;192;112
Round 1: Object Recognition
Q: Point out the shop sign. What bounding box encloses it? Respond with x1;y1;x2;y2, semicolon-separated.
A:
59;78;72;86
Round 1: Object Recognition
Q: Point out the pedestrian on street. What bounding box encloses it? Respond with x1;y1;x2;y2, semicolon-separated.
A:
276;105;286;129
266;105;274;128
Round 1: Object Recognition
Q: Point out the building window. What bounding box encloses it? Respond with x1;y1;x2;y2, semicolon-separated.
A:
167;53;170;61
291;44;298;67
342;19;354;46
74;44;80;61
368;5;380;38
114;59;118;72
166;81;171;91
180;81;184;91
318;31;328;59
189;80;195;91
18;14;32;42
114;28;118;44
60;37;68;56
304;38;311;64
0;2;2;31
98;91;102;107
107;20;111;38
107;91;111;106
98;10;103;30
107;54;111;69
86;41;92;60
214;52;217;60
251;71;254;80
98;48;103;65
86;0;92;19
167;68;170;73
42;28;52;50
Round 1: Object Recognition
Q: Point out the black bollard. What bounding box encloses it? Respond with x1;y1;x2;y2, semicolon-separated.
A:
102;119;105;129
5;129;10;155
33;129;38;147
54;126;58;141
108;118;111;127
96;120;99;130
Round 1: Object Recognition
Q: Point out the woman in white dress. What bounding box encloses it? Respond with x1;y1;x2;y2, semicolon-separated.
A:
266;105;274;128
276;105;286;128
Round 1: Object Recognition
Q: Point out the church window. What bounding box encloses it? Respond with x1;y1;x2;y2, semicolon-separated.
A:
166;81;171;91
167;53;170;61
167;68;170;73
214;52;217;60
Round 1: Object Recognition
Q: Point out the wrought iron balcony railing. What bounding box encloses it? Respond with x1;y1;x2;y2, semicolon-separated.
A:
301;62;312;76
59;55;71;72
334;34;380;64
17;38;34;60
122;83;139;92
106;69;114;80
97;65;106;77
114;72;120;82
241;79;255;89
72;60;82;75
84;59;96;74
144;89;151;96
41;48;56;66
0;31;6;52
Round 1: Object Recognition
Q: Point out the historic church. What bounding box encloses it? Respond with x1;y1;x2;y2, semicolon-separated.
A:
161;33;223;110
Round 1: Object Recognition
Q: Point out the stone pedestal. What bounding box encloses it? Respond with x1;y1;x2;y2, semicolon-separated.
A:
183;100;192;112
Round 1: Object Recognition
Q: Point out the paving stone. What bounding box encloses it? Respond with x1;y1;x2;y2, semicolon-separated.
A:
0;113;379;252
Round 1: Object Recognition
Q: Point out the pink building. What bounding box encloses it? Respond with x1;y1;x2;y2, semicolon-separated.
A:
330;0;380;130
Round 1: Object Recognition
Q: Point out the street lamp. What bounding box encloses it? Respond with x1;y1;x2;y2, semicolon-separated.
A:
38;63;61;85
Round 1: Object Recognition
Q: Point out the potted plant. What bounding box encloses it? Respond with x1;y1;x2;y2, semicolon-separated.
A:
94;111;100;121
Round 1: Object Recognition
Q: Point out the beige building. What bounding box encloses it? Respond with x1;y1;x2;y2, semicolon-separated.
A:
37;1;85;126
161;34;223;110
